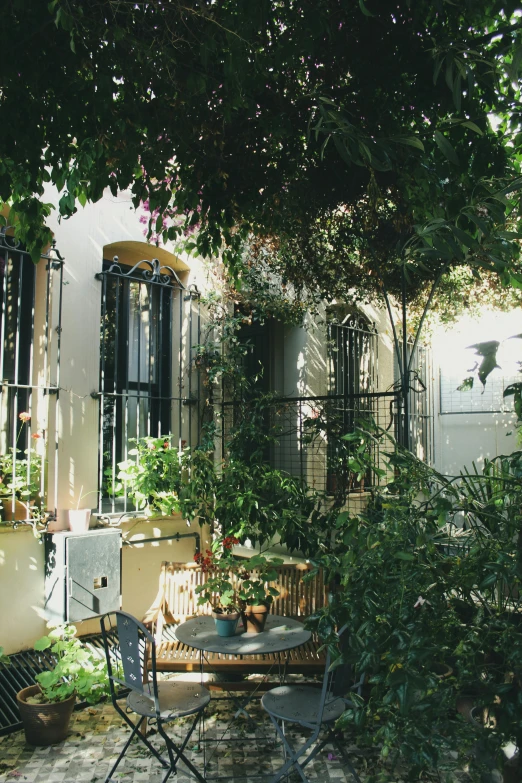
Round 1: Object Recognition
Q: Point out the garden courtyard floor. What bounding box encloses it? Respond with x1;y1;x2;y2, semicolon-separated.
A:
0;678;480;783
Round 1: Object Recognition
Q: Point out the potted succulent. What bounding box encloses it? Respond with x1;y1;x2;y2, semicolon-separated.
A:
237;552;284;633
16;624;110;746
0;411;43;522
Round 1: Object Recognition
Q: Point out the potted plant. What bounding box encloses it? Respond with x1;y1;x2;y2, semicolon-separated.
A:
68;486;100;532
16;624;110;746
194;535;284;635
237;552;284;633
194;535;243;636
0;412;43;522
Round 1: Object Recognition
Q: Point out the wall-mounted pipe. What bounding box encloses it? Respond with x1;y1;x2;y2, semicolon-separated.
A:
121;530;200;551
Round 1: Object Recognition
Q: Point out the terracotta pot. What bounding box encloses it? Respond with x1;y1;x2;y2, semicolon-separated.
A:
68;508;91;533
2;499;33;521
17;685;75;746
241;604;269;633
212;610;240;637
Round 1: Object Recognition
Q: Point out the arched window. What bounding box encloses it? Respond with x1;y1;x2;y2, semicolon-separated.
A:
96;243;200;514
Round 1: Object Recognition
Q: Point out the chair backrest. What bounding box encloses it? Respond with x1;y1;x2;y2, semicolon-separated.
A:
316;624;353;723
100;611;159;706
159;561;327;624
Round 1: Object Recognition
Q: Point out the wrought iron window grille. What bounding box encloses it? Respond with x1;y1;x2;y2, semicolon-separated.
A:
96;255;201;515
0;229;64;525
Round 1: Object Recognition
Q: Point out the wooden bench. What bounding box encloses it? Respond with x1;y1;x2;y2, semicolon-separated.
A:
144;561;328;681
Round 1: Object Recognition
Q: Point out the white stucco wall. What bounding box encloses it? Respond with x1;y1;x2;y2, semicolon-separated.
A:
0;190;214;653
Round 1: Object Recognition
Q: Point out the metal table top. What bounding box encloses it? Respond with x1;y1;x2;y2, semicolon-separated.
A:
175;614;311;655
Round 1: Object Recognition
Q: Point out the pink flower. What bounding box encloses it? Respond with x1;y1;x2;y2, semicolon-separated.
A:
19;412;31;422
31;433;41;440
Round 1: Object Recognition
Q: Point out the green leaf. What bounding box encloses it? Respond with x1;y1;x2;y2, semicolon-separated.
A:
434;130;459;165
393;136;425;152
34;636;52;651
358;0;374;17
457;377;474;392
394;552;415;561
461;120;483;135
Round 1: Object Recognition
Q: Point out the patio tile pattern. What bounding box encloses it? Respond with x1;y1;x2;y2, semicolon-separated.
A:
0;694;368;783
0;685;476;783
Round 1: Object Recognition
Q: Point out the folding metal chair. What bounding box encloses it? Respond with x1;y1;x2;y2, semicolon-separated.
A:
261;624;362;783
100;610;210;783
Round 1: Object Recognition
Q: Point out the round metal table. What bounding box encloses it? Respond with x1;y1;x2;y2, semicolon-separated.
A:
175;614;311;655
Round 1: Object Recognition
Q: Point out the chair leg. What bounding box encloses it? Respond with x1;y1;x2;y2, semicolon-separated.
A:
157;711;207;783
329;727;362;783
267;714;320;783
109;700;169;774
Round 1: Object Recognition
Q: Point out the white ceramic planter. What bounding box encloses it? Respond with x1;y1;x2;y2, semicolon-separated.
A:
68;508;91;533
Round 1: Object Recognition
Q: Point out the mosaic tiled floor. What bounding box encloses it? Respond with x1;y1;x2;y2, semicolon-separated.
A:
0;693;370;783
0;687;478;783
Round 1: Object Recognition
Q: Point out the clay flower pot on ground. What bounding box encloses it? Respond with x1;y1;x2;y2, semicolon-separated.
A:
17;685;75;746
15;625;110;746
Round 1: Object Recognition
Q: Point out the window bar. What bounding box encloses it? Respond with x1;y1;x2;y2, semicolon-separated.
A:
45;249;65;516
136;282;143;442
167;284;174;444
196;292;201;447
178;286;183;451
122;282;131;513
188;292;193;449
98;274;108;514
157;284;165;438
26;252;37;514
146;282;153;438
116;277;125;513
10;255;25;517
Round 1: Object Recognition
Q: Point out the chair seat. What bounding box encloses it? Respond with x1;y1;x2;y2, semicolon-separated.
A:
261;685;346;724
127;681;210;719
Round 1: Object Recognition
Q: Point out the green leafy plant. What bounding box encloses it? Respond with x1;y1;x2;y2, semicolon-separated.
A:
0;412;43;509
236;552;284;607
194;535;242;614
109;436;184;515
30;625;110;705
303;441;522;780
194;535;283;613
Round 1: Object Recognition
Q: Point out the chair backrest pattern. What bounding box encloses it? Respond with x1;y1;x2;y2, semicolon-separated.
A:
117;612;146;694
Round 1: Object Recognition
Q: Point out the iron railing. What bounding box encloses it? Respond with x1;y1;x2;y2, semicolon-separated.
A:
220;391;398;498
96;257;201;515
0;230;63;523
395;341;435;466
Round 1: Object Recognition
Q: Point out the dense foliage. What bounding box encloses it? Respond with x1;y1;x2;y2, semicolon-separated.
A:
307;444;522;779
2;0;522;313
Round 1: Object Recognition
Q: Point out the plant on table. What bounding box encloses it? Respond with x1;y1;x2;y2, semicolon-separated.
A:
194;535;283;633
194;534;243;616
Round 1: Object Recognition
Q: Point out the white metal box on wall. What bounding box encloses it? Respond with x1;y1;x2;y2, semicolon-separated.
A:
43;528;122;624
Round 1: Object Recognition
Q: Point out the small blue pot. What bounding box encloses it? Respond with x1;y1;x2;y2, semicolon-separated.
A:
212;611;240;637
